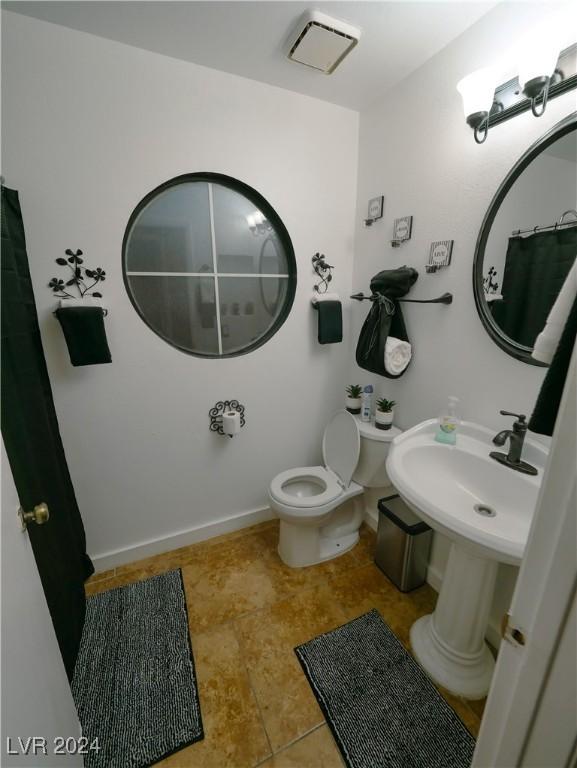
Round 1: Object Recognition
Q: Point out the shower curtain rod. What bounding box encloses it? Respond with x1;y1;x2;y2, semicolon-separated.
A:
512;209;577;237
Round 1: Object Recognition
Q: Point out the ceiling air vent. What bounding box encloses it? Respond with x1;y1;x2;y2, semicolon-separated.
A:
287;11;360;75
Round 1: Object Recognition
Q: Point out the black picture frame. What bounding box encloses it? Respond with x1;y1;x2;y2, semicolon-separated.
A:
472;112;577;365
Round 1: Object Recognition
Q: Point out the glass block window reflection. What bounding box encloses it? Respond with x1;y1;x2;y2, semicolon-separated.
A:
123;174;296;357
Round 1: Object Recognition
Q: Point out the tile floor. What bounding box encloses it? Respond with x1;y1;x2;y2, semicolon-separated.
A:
86;521;486;767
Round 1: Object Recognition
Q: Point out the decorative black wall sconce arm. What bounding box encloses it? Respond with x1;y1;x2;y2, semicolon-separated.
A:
312;253;334;294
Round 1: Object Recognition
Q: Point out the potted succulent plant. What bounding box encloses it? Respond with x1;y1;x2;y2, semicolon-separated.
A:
345;384;363;414
375;397;396;430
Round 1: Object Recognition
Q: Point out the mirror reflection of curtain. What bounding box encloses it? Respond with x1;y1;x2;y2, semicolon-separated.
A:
490;228;577;348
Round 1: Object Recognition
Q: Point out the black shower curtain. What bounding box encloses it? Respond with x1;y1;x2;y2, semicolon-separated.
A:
1;186;93;680
491;228;577;348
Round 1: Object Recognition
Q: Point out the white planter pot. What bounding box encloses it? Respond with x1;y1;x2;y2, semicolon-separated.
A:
375;410;394;430
345;396;362;414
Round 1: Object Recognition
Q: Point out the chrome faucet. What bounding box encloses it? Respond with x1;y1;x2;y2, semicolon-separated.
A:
490;410;538;476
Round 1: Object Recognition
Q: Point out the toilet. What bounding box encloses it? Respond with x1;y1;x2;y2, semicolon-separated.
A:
268;410;400;567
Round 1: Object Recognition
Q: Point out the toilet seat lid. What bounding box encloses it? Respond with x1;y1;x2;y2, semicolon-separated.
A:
322;410;360;488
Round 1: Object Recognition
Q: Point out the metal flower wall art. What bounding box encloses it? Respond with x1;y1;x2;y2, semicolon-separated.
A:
48;249;106;299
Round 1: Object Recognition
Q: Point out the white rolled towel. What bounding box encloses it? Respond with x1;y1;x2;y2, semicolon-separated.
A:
385;336;412;375
311;291;340;306
532;258;577;364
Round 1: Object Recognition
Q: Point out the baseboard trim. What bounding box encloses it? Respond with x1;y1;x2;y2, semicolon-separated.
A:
90;505;275;572
364;508;378;531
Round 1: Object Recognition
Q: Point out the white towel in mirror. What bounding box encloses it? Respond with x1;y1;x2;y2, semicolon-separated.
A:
532;258;577;364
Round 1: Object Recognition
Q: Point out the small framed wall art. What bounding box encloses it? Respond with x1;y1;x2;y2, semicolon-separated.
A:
426;240;453;273
364;196;384;227
391;216;413;247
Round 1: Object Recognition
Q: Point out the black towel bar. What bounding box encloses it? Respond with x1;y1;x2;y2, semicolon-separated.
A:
351;292;453;305
53;308;109;316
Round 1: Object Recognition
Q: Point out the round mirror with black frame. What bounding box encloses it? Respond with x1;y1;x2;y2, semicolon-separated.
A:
473;112;577;365
122;173;297;358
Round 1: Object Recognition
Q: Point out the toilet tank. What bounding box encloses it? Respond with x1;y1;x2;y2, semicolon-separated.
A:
352;419;401;488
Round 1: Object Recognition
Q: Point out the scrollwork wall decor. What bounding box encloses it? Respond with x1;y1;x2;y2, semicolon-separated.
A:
209;400;246;437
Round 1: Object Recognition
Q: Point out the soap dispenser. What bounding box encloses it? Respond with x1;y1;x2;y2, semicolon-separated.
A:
435;396;460;445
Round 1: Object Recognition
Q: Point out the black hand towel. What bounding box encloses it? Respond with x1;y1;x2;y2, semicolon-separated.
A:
316;300;342;344
55;306;112;366
529;292;577;436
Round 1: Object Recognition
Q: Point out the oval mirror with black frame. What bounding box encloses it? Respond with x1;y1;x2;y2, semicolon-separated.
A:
123;173;297;358
473;113;577;365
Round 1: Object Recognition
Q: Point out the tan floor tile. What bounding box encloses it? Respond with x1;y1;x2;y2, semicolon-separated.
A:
86;568;116;585
260;726;344;767
181;535;283;631
249;527;334;596
329;562;437;647
89;520;479;763
114;520;277;580
351;524;377;566
115;541;211;579
234;584;348;752
465;695;487;720
156;624;271;768
85;575;131;597
436;687;482;738
253;523;375;597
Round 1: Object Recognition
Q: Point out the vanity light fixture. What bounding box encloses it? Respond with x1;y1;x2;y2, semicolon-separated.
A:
456;68;496;144
518;32;561;117
458;11;577;145
246;210;272;236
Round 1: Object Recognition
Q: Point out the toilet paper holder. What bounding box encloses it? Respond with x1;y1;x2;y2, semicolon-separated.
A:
209;400;246;438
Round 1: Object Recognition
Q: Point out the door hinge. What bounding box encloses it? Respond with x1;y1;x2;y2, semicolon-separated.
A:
501;612;527;647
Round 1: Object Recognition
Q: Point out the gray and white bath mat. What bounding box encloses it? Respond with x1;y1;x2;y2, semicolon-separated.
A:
295;609;475;768
72;570;203;768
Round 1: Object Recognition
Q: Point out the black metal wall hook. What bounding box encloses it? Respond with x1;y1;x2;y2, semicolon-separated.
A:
209;400;246;437
351;292;453;305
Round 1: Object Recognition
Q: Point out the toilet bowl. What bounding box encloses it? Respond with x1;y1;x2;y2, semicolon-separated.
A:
268;410;400;567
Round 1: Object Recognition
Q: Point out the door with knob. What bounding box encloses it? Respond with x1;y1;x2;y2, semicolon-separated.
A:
1;441;82;767
1;185;93;680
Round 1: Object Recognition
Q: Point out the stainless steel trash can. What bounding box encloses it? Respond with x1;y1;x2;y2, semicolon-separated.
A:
375;494;432;592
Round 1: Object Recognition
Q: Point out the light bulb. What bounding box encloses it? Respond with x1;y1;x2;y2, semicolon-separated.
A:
246;214;256;229
518;42;560;95
253;210;264;226
456;68;495;124
517;20;561;97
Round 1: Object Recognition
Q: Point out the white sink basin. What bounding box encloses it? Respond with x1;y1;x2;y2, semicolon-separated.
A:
386;419;549;700
387;419;548;565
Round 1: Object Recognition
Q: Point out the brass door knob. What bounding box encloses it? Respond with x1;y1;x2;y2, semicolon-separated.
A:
19;502;50;530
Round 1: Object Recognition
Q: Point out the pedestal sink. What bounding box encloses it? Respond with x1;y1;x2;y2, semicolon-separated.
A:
386;419;548;699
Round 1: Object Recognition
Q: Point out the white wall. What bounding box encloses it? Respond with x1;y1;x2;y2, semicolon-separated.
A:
1;12;359;566
352;3;577;644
